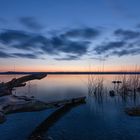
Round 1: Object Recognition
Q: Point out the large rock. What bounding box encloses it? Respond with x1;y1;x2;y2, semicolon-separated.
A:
125;106;140;116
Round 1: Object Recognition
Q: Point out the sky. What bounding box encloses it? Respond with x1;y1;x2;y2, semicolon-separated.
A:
0;0;140;72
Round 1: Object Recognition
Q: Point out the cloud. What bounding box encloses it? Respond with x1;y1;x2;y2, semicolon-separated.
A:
13;35;50;51
0;51;12;58
41;36;90;56
0;30;49;51
54;55;79;61
94;41;126;55
60;27;100;40
1;25;140;60
112;47;140;57
0;28;92;60
114;29;140;40
19;17;44;31
0;29;30;44
93;29;140;57
90;57;106;61
0;50;38;59
12;53;38;59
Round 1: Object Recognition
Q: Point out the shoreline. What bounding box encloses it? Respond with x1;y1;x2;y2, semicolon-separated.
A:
0;71;140;75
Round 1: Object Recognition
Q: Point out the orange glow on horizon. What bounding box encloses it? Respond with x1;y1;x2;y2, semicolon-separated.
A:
0;65;139;72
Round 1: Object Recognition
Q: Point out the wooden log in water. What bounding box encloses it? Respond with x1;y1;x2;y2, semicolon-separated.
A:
0;73;47;96
0;96;86;124
0;73;86;124
29;97;86;140
45;96;86;108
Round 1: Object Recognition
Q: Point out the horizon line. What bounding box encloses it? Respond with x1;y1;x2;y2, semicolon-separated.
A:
0;71;140;75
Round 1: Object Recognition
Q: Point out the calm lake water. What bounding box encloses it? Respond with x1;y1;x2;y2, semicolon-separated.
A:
0;74;140;140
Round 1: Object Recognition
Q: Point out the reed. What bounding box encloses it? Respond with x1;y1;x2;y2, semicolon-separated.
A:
88;74;104;104
119;74;140;94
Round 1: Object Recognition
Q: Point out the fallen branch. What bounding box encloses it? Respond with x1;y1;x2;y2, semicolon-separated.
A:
0;73;47;96
29;97;86;140
0;96;86;124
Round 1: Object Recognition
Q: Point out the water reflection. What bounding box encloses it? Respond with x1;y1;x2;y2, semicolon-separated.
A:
1;74;140;104
29;99;86;140
87;74;140;106
0;74;140;140
1;74;140;105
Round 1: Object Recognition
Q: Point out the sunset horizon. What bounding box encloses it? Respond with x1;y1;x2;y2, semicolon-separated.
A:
0;65;140;73
0;0;140;72
0;1;140;140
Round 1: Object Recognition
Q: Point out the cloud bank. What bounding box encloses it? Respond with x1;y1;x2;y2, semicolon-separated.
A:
0;26;99;59
0;22;140;60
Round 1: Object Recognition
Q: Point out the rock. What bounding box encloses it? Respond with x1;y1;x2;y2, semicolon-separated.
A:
116;81;122;84
109;90;115;97
125;106;140;116
112;81;117;84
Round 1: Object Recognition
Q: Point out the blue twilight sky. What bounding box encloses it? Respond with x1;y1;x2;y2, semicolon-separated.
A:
0;0;140;71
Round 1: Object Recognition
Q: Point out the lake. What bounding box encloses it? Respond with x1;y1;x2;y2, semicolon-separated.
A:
0;74;140;140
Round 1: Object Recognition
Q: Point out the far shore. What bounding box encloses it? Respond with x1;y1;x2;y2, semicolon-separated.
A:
0;71;140;75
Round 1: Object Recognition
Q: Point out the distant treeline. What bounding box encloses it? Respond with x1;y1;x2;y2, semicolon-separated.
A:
0;71;140;75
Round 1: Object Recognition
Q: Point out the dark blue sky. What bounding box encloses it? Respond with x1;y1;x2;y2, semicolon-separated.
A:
0;0;140;71
0;0;140;29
